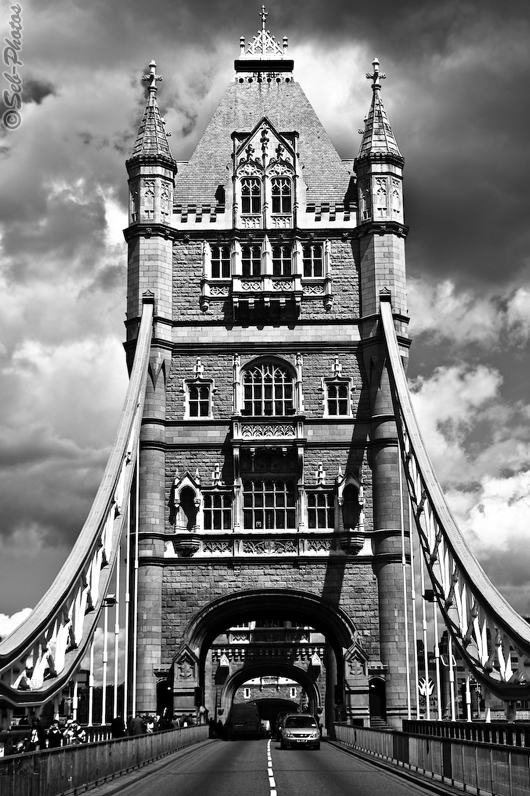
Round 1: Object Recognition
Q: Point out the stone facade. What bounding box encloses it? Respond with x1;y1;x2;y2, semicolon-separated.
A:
125;23;412;729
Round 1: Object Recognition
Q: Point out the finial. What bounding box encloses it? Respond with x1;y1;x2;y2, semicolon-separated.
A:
366;57;386;91
260;5;268;31
142;60;163;106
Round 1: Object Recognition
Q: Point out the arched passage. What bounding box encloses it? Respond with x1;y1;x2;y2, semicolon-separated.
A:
220;661;321;719
173;589;358;730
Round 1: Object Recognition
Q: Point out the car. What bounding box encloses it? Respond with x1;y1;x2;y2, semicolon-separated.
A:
280;713;320;750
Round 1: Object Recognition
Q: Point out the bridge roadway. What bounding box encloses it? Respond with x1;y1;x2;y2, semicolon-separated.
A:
88;738;439;796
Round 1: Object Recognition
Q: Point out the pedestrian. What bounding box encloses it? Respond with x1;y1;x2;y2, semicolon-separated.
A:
27;718;46;751
128;714;145;735
110;715;126;738
47;719;64;748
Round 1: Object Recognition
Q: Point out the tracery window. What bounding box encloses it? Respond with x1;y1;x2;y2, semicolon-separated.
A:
188;384;211;417
307;492;334;529
242;363;294;416
325;382;349;416
241;177;262;214
242;244;261;277
211;245;230;279
243;479;296;530
272;244;292;277
303;244;323;278
271;177;292;214
203;493;232;530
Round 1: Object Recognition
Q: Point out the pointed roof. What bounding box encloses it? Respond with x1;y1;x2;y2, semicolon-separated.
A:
357;59;403;162
128;61;176;166
175;80;350;207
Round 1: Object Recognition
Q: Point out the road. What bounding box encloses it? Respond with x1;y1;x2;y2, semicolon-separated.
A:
90;738;437;796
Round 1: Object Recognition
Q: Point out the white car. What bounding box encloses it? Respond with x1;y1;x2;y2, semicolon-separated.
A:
280;714;320;750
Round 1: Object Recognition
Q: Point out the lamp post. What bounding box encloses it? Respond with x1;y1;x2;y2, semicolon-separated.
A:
102;594;116;725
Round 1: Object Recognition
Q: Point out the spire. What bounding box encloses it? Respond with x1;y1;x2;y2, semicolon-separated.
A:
129;61;175;163
357;58;402;162
235;6;292;74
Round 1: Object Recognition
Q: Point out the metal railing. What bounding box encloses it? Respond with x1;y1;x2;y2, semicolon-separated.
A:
335;723;530;796
0;725;208;796
403;719;530;749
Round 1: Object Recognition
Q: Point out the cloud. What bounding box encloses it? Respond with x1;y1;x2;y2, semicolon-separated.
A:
0;608;32;640
410;363;503;485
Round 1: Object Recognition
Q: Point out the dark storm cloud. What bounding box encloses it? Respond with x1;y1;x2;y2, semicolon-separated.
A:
23;77;55;104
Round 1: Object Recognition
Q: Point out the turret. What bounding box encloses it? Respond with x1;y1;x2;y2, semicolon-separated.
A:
355;59;407;320
125;60;177;331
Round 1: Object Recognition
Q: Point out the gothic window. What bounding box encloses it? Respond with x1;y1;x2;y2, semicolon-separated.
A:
325;382;349;416
178;486;198;531
187;384;211;417
271;177;292;214
203;492;232;530
243;479;296;530
211;245;230;279
272;244;292;277
241;177;261;214
242;363;294;416
242;244;261;277
307;492;334;529
303;244;323;277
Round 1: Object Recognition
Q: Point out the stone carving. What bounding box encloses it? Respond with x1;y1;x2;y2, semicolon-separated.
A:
210;285;229;296
240;216;261;228
203;540;231;554
303;283;324;295
272;279;293;290
240;423;295;438
240;280;262;291
271;215;292;228
306;538;334;552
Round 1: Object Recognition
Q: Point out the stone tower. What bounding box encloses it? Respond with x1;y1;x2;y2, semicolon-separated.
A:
125;12;411;729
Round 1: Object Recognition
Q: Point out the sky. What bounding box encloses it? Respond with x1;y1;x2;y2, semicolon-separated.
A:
1;0;530;640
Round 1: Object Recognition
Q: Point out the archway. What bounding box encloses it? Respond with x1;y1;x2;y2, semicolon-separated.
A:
220;661;321;720
173;589;358;731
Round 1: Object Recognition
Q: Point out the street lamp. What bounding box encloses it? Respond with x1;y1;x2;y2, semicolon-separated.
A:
101;594;117;725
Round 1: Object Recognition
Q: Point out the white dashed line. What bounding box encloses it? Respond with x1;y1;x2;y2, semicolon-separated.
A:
267;738;277;796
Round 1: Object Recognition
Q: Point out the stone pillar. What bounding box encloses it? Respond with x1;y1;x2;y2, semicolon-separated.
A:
370;357;412;728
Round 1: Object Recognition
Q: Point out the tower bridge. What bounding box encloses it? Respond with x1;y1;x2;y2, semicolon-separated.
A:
1;10;530;738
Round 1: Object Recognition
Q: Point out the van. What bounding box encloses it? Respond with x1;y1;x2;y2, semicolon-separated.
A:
226;703;261;739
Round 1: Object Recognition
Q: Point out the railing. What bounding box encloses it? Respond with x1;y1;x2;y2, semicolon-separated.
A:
335;723;530;796
380;297;530;703
0;302;153;711
403;720;530;749
0;725;208;796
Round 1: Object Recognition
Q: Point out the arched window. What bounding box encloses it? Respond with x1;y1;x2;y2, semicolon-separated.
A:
211;245;230;279
272;245;292;277
243;479;296;530
271;177;292;214
242;244;261;277
303;244;323;278
241;177;261;214
242;362;294;416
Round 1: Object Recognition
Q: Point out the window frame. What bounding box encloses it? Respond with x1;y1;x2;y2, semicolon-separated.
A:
211;244;231;279
323;377;353;418
241;177;262;215
302;243;323;278
241;361;295;417
271;177;292;214
243;478;297;531
184;378;215;419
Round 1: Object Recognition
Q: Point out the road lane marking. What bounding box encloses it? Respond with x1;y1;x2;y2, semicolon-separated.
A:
267;738;277;796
